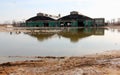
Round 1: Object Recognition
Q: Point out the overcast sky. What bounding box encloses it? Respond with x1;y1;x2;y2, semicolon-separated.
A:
0;0;120;23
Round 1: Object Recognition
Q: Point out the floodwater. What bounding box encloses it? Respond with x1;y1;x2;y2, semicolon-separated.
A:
0;28;120;57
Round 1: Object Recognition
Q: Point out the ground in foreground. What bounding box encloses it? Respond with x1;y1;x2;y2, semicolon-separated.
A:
0;50;120;75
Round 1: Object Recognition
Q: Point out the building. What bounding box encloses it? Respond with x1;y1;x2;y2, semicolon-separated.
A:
26;13;57;27
58;11;93;27
26;11;105;27
94;18;105;26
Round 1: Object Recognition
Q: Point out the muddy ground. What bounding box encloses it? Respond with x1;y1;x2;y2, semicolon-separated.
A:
0;50;120;75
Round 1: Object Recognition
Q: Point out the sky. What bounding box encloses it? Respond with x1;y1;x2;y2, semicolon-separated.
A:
0;0;120;24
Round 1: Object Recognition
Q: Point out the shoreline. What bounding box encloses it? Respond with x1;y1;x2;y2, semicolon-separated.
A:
0;50;120;75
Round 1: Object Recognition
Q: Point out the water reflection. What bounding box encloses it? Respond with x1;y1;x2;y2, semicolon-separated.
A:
25;28;104;43
28;33;54;41
1;28;120;56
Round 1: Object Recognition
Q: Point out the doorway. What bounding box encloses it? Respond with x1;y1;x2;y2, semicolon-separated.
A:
78;21;84;27
44;23;49;27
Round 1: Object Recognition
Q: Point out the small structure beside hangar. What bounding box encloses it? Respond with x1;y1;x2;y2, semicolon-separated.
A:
94;18;105;26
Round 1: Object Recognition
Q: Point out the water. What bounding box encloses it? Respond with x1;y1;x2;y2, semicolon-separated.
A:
0;56;39;64
0;28;120;56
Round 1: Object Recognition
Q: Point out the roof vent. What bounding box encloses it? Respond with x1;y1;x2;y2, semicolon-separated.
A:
37;13;44;16
70;11;79;15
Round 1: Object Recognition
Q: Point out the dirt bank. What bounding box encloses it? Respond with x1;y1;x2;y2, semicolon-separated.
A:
0;50;120;75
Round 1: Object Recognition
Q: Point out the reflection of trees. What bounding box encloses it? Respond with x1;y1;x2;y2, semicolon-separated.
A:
25;28;104;43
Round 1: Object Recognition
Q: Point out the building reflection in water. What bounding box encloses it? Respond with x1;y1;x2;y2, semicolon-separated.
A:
25;28;105;43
